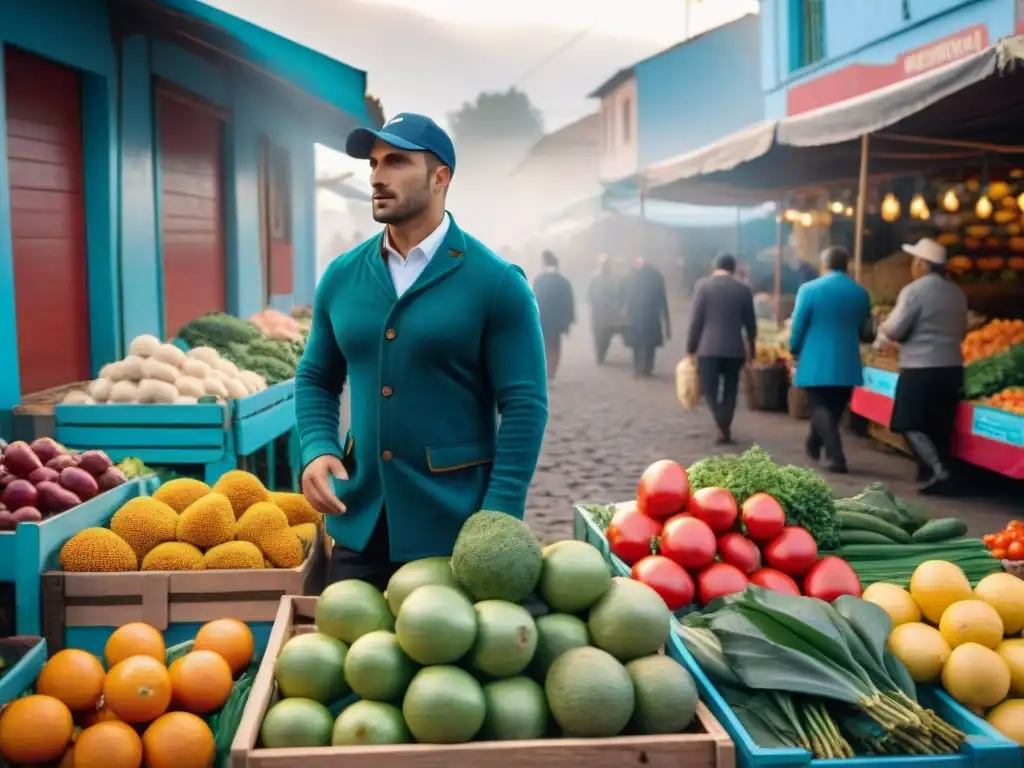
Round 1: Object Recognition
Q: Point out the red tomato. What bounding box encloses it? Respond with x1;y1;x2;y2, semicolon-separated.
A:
802;556;862;602
631;555;695;611
763;526;818;577
688;487;738;533
606;504;663;565
749;567;801;596
637;460;690;520
696;562;749;606
983;533;996;547
660;516;717;571
1008;541;1024;561
993;547;1008;559
994;533;1009;549
740;493;786;543
717;532;761;575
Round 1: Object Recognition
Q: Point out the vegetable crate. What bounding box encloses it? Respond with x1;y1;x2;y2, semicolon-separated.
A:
39;517;327;660
54;380;298;489
0;476;159;636
0;636;46;705
229;596;738;768
573;504;631;578
667;629;1023;768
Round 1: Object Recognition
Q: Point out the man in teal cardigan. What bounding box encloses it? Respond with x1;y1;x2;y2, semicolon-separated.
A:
295;113;549;587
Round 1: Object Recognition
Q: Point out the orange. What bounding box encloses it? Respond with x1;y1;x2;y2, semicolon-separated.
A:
0;694;74;763
169;650;233;714
73;721;143;768
142;711;216;768
37;648;106;711
194;618;254;675
105;623;166;668
80;703;121;728
103;655;172;724
59;745;77;767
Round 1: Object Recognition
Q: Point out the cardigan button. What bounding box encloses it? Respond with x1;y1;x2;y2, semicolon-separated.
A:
382;450;393;461
381;386;393;397
385;328;397;340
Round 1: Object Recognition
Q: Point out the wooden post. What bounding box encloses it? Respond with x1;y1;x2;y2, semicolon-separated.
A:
773;200;784;324
853;133;870;283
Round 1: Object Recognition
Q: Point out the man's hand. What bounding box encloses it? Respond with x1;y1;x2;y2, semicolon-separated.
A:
301;455;348;515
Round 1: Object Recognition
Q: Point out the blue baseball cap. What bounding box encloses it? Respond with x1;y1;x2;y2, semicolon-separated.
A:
346;112;456;175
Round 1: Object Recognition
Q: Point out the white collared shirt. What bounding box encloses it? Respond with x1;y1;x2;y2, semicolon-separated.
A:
383;213;451;297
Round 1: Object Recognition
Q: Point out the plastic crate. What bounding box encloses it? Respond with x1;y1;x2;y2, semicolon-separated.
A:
667;628;1023;768
0;636;46;704
572;504;631;577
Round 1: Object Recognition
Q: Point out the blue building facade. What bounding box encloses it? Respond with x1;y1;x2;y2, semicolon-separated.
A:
760;0;1020;118
0;0;368;422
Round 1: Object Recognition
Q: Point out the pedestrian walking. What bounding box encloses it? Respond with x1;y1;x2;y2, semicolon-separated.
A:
532;250;576;381
877;238;967;494
788;246;871;473
295;112;549;588
586;253;621;364
623;256;670;377
685;253;757;444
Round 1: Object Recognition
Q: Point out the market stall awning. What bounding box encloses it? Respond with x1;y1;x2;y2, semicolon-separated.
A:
111;0;372;141
645;35;1024;205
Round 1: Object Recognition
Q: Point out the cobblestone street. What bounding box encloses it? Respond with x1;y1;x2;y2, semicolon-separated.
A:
525;301;1018;544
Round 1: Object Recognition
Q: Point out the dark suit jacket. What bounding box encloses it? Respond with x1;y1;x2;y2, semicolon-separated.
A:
532;270;575;336
686;274;757;359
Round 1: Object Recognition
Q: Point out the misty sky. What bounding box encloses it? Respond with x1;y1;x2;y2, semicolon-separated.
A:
206;0;758;132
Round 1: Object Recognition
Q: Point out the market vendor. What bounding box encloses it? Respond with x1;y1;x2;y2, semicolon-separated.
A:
876;237;967;495
295;113;549;587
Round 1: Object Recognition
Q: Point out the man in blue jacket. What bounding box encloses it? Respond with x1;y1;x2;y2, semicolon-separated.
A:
789;246;871;473
295;113;549;587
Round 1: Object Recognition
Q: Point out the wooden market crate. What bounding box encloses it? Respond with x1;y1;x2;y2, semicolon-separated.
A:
0;476;160;636
40;523;327;659
230;596;736;768
54;379;298;488
10;381;92;442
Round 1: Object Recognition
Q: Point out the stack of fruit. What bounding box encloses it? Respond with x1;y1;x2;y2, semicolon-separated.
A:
979;387;1024;414
259;511;700;747
0;439;127;528
0;618;256;767
600;460;862;610
58;471;321;572
983;520;1024;563
863;561;1024;744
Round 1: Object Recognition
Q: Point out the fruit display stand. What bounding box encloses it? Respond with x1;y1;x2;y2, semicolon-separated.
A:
666;631;1023;768
573;504;631;577
0;636;46;705
0;475;159;636
851;367;1024;479
39;517;327;660
53;379;298;489
229;595;737;768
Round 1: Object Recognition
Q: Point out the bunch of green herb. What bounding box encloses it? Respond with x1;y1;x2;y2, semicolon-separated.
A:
687;447;838;549
681;587;965;757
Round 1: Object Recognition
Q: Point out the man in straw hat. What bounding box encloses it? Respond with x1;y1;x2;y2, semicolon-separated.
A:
876;237;967;495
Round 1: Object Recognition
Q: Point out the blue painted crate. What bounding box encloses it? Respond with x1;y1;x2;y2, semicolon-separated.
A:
0;636;46;704
54;379;297;488
0;476;159;636
667;629;1023;768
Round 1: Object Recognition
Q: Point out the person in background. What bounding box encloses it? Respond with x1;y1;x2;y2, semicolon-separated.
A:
877;238;967;494
296;112;548;588
788;246;871;473
623;256;670;377
532;250;575;381
686;253;757;444
586;253;621;365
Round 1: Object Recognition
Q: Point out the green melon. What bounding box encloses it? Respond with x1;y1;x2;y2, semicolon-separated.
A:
450;511;543;602
538;540;612;613
273;632;349;704
528;613;591;680
480;676;549;740
626;654;699;734
402;666;486;743
588;577;671;661
545;646;635;737
343;630;417;702
261;698;334;748
386;557;459;616
316;579;393;644
395;584;477;665
332;700;411;746
467;600;538;679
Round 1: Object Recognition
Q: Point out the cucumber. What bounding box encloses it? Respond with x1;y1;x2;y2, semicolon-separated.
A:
833;500;907;529
839;530;900;546
911;517;969;544
836;510;912;543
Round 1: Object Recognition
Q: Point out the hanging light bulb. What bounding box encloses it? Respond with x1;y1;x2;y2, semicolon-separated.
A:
829;200;844;214
942;188;960;212
844;206;854;217
799;212;814;227
909;194;928;219
880;193;901;222
976;194;993;219
783;209;800;223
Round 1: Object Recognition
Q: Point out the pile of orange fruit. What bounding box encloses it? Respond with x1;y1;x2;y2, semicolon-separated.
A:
0;617;254;768
983;519;1024;561
980;386;1024;415
961;318;1024;364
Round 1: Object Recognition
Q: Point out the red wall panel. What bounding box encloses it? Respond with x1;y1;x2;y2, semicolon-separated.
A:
157;91;226;337
4;47;91;394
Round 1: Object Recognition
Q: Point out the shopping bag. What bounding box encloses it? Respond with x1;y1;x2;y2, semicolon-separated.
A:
675;357;701;410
